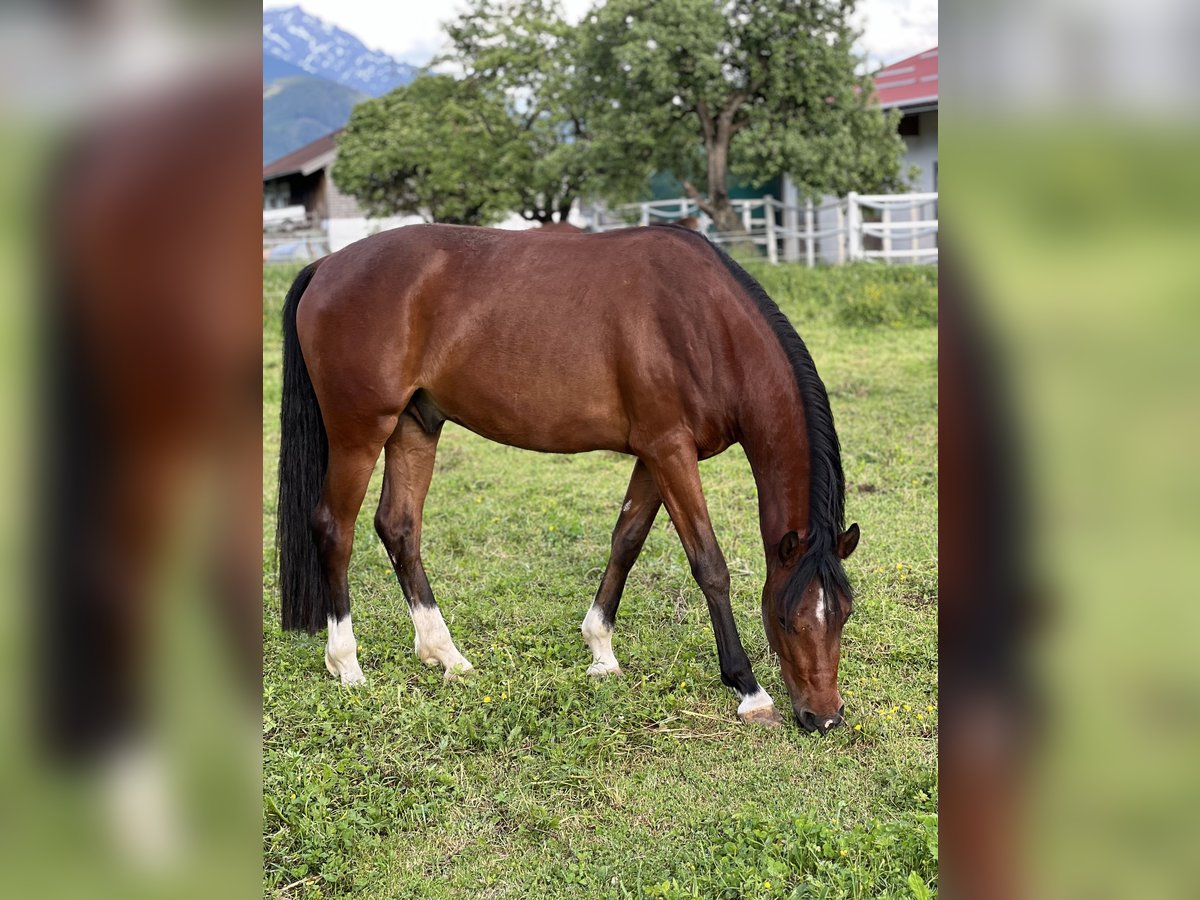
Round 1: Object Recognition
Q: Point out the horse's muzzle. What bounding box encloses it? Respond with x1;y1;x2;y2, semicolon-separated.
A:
797;705;846;734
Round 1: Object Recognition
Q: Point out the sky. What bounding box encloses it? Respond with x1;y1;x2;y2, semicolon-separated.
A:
264;0;937;72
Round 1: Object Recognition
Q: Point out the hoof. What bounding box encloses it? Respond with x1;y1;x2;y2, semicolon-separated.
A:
326;651;366;686
738;704;783;727
443;659;474;681
587;662;622;677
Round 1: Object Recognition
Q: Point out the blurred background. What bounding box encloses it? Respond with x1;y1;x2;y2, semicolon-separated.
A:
0;0;1197;896
0;2;261;898
944;1;1200;898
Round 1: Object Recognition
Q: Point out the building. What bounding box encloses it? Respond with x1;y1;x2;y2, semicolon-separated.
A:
262;130;419;259
874;46;938;193
263;130;582;259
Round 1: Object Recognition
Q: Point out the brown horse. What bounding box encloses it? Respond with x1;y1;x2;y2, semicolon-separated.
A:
533;220;585;233
277;224;859;731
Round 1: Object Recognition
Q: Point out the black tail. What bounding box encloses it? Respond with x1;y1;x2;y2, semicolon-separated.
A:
276;262;330;633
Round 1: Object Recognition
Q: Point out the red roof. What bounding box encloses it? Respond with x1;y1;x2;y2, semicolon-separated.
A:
263;129;342;180
874;47;938;111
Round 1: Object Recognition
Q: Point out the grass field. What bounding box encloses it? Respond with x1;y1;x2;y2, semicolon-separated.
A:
262;258;938;899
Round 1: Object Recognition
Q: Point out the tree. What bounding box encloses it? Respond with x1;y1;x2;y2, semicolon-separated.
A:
442;0;647;223
332;74;521;226
578;0;907;233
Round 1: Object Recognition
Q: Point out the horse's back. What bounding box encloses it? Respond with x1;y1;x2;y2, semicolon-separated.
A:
298;224;750;454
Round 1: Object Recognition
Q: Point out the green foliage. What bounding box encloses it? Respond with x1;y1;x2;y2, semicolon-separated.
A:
577;0;908;227
262;262;938;898
339;0;908;227
443;0;633;221
743;263;939;329
332;75;521;225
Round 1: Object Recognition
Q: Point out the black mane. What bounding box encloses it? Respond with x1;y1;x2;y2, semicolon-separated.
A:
666;226;852;624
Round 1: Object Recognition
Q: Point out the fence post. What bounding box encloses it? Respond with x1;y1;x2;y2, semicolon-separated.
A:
804;198;815;268
882;202;892;264
742;202;753;233
781;178;799;262
911;200;919;254
764;195;777;264
847;192;862;261
835;202;845;265
639;203;650;227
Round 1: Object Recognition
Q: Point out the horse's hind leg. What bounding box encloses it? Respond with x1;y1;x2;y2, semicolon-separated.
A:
582;459;661;675
374;412;473;679
314;428;394;685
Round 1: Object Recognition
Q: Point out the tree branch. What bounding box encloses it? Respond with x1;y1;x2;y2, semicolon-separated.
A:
696;100;715;146
682;180;715;217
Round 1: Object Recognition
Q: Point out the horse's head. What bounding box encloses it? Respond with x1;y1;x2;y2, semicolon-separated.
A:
762;523;860;733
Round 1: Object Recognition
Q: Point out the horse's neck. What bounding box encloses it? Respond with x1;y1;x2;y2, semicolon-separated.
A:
739;373;811;559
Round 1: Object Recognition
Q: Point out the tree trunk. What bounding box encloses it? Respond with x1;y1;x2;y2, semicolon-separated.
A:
706;122;741;234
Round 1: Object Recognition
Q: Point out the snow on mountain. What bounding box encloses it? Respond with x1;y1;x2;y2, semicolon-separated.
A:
263;5;418;97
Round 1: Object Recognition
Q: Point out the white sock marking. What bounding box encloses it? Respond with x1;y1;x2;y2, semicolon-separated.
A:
581;604;620;675
410;605;473;677
103;739;182;869
737;687;776;716
325;614;366;685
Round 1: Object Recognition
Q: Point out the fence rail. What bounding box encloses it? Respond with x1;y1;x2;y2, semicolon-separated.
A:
264;191;938;266
589;191;937;266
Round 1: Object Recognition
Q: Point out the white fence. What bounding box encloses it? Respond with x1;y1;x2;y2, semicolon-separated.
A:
589;191;938;265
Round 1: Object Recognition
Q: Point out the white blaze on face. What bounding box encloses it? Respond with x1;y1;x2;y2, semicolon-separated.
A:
581;603;620;675
326;614;366;685
813;587;826;628
410;605;473;678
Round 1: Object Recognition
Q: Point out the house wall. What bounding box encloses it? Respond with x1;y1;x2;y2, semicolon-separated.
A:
902;110;938;193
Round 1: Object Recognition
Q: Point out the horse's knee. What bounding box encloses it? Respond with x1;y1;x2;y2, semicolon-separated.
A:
610;528;643;568
691;556;730;597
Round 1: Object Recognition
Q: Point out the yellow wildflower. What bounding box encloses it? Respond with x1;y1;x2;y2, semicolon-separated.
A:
483;695;492;703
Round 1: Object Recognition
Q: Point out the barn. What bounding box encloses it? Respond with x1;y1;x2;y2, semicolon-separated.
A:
874;46;938;194
262;129;418;259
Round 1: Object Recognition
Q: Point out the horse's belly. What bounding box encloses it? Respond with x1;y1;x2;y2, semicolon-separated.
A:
420;381;630;454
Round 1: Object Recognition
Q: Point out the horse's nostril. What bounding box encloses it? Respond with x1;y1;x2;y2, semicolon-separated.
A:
820;714;844;734
838;703;846;718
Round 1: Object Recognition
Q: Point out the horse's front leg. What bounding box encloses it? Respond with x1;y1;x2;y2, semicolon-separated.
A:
640;440;782;725
582;459;661;676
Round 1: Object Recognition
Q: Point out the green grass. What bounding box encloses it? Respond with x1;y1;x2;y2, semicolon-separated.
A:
262;261;938;899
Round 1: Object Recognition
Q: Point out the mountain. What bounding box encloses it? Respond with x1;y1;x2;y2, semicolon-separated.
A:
263;75;367;166
263;5;419;98
262;53;312;84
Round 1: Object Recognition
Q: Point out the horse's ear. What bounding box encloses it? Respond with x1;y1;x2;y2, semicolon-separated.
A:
778;530;802;567
838;523;861;560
